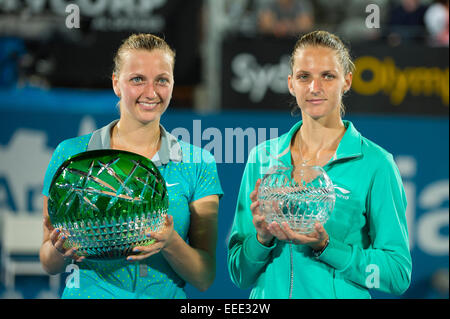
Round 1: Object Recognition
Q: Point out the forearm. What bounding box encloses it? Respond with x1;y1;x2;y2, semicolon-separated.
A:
228;233;276;289
161;231;215;292
40;240;70;275
317;236;412;295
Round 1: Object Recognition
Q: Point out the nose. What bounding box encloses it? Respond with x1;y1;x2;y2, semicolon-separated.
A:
309;78;322;95
143;82;158;99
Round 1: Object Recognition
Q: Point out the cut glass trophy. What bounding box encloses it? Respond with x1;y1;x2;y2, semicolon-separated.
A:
258;165;335;234
47;150;168;260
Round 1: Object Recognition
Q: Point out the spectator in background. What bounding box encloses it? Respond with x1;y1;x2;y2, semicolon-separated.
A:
387;0;429;45
424;0;449;46
328;0;390;42
224;0;261;36
258;0;314;38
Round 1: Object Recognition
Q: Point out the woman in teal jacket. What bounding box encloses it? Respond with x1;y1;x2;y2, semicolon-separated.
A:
227;30;412;298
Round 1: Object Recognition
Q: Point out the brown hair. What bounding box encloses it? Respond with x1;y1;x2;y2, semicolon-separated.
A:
113;33;176;76
289;30;354;116
290;30;355;75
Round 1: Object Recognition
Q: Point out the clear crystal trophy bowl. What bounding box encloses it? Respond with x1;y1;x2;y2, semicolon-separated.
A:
48;150;168;260
257;165;335;234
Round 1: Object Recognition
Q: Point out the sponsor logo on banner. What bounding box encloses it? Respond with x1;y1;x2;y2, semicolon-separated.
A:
0;0;168;32
231;53;290;103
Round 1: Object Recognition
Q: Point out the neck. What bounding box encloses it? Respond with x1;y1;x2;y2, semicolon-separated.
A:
299;116;345;148
291;116;346;167
112;118;161;157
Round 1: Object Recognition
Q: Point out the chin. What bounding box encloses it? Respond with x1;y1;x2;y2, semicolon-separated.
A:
303;109;327;119
308;115;327;121
133;113;159;124
302;106;340;121
136;108;164;122
144;117;161;124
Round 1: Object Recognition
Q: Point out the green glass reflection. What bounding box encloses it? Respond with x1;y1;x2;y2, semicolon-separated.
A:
48;150;169;260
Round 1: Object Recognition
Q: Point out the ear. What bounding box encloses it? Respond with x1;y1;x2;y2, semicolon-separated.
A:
287;74;295;96
343;72;352;94
112;73;121;98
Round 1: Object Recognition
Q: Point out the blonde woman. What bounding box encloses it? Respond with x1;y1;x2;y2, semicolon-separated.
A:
40;34;223;299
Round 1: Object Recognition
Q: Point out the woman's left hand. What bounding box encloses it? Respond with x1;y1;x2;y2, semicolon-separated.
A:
127;214;175;262
267;221;329;251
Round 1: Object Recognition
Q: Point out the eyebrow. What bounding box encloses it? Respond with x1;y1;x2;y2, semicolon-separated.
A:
128;72;171;78
129;73;145;78
296;70;337;74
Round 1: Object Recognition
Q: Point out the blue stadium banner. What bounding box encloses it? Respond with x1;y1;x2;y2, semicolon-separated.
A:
0;90;448;298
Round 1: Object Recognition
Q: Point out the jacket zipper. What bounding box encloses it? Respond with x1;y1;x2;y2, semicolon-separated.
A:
289;243;293;298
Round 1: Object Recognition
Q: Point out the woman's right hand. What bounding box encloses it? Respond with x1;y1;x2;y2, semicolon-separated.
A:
250;179;274;246
44;215;85;263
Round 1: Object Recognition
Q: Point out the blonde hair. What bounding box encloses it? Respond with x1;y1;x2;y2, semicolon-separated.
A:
290;31;354;116
113;33;176;76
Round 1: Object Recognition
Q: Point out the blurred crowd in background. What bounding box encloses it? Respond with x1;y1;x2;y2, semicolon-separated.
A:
225;0;449;46
0;0;448;93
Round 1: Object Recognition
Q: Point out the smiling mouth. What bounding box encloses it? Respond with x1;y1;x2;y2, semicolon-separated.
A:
137;101;160;109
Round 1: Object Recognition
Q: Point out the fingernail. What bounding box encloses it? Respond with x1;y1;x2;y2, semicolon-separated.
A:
127;257;133;261
133;249;140;253
55;229;60;233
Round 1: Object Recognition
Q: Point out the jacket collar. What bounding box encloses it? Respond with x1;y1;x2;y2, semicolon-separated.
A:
87;119;182;166
273;119;363;166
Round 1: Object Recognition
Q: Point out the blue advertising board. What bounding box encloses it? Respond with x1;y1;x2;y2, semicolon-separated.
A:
0;89;448;299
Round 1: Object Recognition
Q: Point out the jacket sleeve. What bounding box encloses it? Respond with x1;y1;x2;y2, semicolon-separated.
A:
318;154;412;295
227;148;277;289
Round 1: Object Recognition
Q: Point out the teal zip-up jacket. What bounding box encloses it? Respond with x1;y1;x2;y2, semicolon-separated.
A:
227;120;412;298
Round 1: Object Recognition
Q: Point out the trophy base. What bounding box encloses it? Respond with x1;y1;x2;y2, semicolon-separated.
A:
82;238;158;260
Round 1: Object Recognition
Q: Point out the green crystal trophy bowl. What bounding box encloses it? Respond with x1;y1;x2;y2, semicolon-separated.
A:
48;150;169;260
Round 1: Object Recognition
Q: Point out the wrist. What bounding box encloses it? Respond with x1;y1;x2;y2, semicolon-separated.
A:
311;238;330;258
160;230;178;254
310;233;330;250
42;241;68;274
256;233;274;247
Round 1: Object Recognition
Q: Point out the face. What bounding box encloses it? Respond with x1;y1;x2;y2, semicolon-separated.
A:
112;49;174;125
288;46;352;121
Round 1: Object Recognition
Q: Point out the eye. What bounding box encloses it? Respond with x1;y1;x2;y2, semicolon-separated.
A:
157;77;170;85
323;73;336;80
296;74;309;81
131;76;144;84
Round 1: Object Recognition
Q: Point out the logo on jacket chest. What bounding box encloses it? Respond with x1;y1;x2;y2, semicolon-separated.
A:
334;184;351;200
